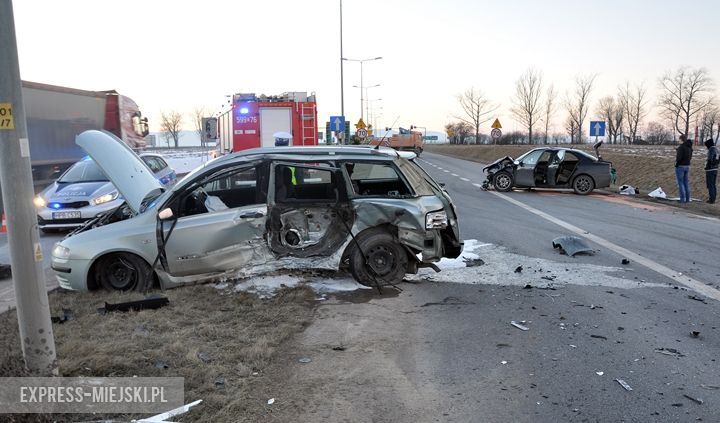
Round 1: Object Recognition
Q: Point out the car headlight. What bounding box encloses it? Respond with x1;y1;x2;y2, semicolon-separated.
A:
52;243;71;259
426;210;448;229
33;196;47;208
92;190;119;205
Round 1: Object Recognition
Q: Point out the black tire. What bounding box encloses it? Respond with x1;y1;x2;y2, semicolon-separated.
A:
493;171;514;192
95;253;151;291
348;229;409;287
572;174;595;195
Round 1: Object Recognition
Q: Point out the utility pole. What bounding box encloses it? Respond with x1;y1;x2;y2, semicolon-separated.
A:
0;0;58;375
339;0;345;144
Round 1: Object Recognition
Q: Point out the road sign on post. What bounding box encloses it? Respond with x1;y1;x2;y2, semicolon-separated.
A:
590;121;606;137
491;128;502;139
491;119;503;129
330;116;345;133
356;128;368;139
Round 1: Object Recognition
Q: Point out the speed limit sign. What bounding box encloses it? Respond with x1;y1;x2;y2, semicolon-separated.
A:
491;128;502;139
356;128;368;139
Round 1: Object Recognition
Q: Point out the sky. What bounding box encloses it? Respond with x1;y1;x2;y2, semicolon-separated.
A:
11;0;720;136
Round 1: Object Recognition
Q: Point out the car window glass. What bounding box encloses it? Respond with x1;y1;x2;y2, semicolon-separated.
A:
563;152;580;162
345;161;413;196
59;160;109;183
551;150;565;165
142;157;162;173
520;150;543;165
275;164;337;202
539;150;553;162
155;157;168;170
396;159;434;196
178;166;264;217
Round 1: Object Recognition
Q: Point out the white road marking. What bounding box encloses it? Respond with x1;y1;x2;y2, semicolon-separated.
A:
443;170;450;173
451;173;459;177
489;191;720;302
437;167;443;170
460;177;470;182
472;183;483;188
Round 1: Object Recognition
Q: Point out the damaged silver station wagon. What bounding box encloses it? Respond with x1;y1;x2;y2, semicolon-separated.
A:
51;130;463;291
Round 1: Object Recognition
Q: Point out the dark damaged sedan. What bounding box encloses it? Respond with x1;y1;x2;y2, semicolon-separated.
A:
51;130;462;291
482;145;612;195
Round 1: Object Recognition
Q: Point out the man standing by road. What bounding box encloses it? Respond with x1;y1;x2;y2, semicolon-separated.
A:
675;134;693;203
705;138;719;204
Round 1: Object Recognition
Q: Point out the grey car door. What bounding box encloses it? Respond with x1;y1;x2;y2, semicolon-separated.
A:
514;149;544;187
163;164;270;277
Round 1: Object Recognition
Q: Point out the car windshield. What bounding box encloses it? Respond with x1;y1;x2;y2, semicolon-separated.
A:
58;159;109;183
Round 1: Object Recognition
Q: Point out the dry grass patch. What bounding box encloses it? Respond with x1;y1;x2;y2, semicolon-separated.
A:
0;284;316;422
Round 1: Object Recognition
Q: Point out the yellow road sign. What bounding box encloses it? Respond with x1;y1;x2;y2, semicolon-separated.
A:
491;118;502;129
355;118;367;129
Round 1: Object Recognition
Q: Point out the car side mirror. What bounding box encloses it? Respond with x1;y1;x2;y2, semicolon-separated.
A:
158;208;174;220
514;160;521;166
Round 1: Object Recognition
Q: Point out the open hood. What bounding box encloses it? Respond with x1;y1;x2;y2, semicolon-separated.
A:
76;130;162;213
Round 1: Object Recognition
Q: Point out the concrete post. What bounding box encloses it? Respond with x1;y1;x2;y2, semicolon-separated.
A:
0;0;58;375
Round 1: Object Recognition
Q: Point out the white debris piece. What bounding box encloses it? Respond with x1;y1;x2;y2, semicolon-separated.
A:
267;398;275;405
648;187;667;199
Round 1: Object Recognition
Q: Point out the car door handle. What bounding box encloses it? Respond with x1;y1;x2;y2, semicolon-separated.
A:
237;212;265;219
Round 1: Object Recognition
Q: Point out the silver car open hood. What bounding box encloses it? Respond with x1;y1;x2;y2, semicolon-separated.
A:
76;130;162;214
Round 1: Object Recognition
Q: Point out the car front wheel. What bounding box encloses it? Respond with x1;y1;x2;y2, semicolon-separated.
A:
572;174;595;195
493;171;514;192
95;253;151;291
349;228;409;287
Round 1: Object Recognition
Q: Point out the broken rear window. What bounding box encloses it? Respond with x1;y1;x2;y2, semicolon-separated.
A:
395;159;435;196
344;161;412;197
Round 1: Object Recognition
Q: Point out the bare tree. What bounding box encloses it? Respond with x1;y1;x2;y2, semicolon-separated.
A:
658;67;714;138
644;121;672;145
510;69;543;144
160;110;183;148
445;121;473;144
564;114;578;144
595;96;624;144
698;102;719;142
191;107;206;147
564;74;597;144
618;81;648;144
454;87;498;144
542;85;558;144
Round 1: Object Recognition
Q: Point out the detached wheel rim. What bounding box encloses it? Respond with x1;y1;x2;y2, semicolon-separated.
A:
495;174;512;190
104;257;137;290
575;176;592;193
366;245;396;277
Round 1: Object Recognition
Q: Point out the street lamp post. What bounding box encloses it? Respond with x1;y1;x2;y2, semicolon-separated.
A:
343;56;382;122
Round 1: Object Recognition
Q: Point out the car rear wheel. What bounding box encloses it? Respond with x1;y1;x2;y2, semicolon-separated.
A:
493;171;514;192
349;228;409;287
572;174;595;195
96;253;151;291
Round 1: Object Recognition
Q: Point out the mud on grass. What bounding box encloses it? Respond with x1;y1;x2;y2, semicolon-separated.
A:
0;284;316;422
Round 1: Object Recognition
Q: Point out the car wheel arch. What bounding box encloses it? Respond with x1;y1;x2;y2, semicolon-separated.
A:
86;250;158;291
572;173;596;195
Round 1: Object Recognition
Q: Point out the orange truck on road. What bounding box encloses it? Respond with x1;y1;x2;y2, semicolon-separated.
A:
368;128;424;155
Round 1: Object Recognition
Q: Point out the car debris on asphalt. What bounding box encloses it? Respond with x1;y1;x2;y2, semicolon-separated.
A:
463;257;485;267
298;357;312;363
511;321;529;331
621;258;630;265
514;265;523;273
654;347;684;357
267;398;275;405
615;379;633;391
683;394;703;405
552;236;594;257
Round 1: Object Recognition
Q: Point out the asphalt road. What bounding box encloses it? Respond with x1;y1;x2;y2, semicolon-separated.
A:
266;151;720;423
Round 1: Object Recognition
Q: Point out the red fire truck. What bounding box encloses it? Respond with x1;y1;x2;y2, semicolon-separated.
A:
217;92;318;153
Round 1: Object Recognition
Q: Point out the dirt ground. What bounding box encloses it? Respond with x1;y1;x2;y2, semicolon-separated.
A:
425;144;720;218
0;284;317;422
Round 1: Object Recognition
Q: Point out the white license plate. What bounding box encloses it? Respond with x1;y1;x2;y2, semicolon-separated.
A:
52;211;81;219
